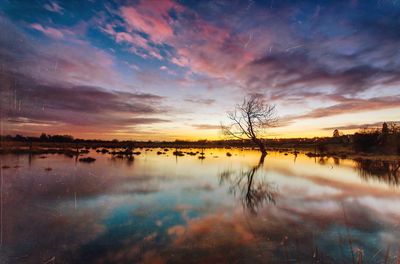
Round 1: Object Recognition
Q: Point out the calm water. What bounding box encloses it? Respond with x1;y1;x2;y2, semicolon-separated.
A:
0;149;399;263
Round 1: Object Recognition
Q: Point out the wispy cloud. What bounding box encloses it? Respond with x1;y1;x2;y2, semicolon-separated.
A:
191;124;221;130
30;23;64;39
297;96;400;120
43;1;64;14
0;17;120;88
0;70;169;135
184;98;215;105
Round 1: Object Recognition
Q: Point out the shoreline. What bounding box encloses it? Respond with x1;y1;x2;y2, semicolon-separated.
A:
1;141;399;162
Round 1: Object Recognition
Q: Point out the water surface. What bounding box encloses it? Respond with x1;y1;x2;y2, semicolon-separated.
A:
1;149;399;263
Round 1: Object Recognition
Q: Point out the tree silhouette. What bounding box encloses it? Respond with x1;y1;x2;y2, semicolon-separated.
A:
382;122;389;135
333;129;340;137
222;95;277;160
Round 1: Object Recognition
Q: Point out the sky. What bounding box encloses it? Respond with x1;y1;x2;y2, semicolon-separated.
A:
0;0;399;140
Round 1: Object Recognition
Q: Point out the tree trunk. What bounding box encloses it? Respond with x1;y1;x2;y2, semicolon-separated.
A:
252;138;267;162
253;138;266;153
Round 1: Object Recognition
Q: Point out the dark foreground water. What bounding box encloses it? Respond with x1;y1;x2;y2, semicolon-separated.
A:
0;149;399;263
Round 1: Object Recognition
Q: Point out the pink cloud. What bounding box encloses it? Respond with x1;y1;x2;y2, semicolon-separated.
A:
120;0;178;43
102;26;163;60
148;50;163;60
115;32;148;49
116;0;264;79
171;56;189;67
30;23;64;39
169;20;259;79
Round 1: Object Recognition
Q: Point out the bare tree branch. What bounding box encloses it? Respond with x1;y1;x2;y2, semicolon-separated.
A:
221;94;278;155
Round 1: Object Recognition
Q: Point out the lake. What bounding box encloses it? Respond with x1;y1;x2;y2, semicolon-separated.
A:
1;148;399;263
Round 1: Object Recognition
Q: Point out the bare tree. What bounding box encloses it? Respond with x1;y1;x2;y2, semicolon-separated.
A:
222;95;277;159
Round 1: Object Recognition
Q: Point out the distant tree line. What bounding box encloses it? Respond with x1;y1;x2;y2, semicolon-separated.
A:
1;133;75;143
353;122;400;154
1;123;399;155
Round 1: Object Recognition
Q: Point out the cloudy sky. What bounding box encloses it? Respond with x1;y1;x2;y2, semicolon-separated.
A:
1;0;399;140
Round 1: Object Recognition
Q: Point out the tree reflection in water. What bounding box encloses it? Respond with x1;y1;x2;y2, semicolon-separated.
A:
219;155;277;215
355;158;400;186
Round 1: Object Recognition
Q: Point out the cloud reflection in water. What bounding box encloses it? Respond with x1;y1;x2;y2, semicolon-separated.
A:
1;149;399;263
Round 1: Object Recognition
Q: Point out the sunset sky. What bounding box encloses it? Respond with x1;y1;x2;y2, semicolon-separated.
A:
1;0;400;140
